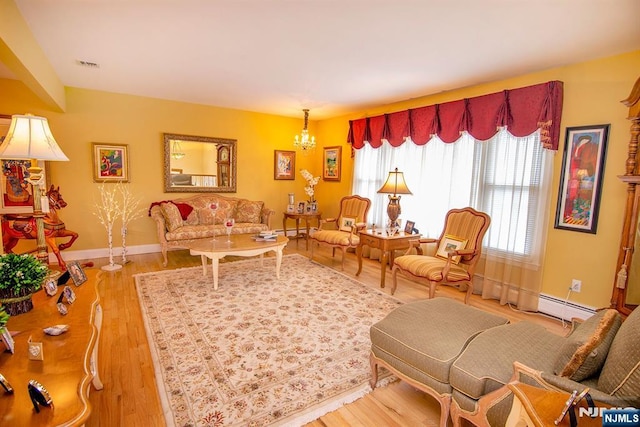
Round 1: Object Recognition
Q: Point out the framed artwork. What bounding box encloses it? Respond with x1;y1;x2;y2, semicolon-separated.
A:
0;159;46;214
67;260;87;286
404;220;415;234
555;124;610;234
339;216;356;232
436;234;468;264
92;143;130;182
323;146;341;181
274;150;296;180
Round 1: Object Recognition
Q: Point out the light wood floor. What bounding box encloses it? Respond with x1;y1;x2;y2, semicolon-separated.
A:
86;241;567;427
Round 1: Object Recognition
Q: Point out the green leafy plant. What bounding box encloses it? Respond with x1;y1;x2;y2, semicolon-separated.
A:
0;253;48;294
0;305;9;327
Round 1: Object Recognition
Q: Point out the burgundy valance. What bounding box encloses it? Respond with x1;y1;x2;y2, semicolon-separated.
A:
347;80;563;150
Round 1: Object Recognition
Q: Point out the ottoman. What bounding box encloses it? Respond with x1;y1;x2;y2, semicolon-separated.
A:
369;297;509;426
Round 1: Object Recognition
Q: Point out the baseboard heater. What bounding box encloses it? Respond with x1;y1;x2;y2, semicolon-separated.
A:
538;293;597;321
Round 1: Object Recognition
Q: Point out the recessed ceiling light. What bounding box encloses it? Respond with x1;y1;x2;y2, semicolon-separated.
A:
76;60;100;68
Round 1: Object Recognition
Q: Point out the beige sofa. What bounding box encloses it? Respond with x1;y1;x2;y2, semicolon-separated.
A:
149;194;274;266
370;298;640;426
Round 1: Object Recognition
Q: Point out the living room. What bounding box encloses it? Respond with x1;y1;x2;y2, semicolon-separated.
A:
0;1;639;425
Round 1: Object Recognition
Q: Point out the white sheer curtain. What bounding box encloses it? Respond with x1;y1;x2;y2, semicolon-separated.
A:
352;129;554;310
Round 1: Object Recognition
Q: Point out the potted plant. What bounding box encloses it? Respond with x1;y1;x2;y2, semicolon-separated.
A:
0;254;48;315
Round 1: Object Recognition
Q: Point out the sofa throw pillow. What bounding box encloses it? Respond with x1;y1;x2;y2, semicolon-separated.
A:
339;217;356;232
554;309;622;381
160;202;184;232
174;203;194;221
236;200;263;223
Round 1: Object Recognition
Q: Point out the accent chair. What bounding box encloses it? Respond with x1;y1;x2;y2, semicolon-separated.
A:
308;195;371;270
391;207;490;303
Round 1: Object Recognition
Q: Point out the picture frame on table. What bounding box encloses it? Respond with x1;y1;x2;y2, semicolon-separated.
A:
44;277;58;297
274;150;296;180
404;220;416;234
554;124;610;234
67;260;87;286
297;201;306;214
322;146;341;181
436;234;468;265
0;327;14;354
92;142;130;182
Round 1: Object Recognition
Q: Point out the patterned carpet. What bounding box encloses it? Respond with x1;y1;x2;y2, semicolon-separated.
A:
134;253;401;426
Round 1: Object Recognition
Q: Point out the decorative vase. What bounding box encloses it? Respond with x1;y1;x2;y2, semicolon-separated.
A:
0;286;34;316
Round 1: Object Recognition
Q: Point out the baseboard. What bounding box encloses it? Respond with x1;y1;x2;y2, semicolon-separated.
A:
48;244;161;264
538;293;596;321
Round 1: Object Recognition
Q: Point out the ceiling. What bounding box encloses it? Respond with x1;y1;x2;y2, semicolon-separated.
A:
4;0;640;120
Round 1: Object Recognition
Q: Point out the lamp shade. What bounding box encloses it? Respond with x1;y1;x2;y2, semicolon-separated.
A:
377;168;412;196
0;114;69;161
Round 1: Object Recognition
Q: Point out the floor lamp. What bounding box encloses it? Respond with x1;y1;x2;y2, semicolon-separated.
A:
0;114;69;265
377;167;412;228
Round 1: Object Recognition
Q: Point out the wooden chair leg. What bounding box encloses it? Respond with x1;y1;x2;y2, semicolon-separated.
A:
309;239;314;261
340;248;346;270
464;280;473;304
369;352;379;389
429;281;437;299
391;265;399;295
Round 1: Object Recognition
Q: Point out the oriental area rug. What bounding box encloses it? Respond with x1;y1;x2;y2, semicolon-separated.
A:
134;253;402;426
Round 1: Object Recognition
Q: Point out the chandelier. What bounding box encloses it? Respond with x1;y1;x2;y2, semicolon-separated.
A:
293;109;316;151
171;140;185;160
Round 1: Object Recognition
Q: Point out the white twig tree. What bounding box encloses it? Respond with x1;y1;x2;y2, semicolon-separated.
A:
93;182;122;271
117;183;143;264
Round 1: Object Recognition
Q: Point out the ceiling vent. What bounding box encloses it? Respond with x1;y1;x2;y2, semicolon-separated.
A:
76;60;100;68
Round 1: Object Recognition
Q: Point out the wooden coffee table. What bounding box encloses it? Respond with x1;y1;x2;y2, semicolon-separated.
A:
186;234;289;290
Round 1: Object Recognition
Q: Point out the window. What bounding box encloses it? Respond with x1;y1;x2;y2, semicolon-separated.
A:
353;129;553;262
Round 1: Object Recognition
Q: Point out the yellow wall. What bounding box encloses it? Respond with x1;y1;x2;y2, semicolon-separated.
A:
317;50;640;309
0;50;638;310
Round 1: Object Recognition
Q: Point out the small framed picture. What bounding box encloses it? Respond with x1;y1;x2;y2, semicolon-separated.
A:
323;146;342;181
436;234;468;264
92;142;130;182
287;204;295;213
44;278;58;296
67;261;87;286
404;220;415;234
339;216;356;232
297;201;306;214
1;327;15;354
274;150;296;180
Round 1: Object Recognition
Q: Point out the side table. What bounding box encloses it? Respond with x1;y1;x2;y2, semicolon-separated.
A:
282;211;322;250
356;229;421;289
506;382;608;427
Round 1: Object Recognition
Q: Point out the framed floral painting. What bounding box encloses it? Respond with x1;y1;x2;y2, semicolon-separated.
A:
274;150;295;180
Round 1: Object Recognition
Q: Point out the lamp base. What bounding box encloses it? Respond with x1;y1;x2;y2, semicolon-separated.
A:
386;195;402;227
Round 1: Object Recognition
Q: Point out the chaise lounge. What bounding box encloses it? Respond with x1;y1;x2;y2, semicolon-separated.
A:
371;297;640;426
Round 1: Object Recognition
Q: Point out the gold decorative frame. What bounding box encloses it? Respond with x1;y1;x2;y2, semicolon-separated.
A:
323;146;341;181
274;150;296;180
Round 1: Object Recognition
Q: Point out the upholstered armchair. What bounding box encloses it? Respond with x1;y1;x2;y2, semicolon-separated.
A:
391;207;490;303
309;195;371;270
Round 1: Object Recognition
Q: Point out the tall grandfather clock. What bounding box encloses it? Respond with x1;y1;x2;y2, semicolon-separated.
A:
217;144;230;187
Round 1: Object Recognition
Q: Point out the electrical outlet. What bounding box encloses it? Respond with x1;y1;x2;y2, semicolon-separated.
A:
571;279;582;293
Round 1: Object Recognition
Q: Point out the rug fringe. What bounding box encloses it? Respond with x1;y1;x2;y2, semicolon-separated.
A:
271;376;398;426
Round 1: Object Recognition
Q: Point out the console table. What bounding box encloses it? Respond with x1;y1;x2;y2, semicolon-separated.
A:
0;268;103;426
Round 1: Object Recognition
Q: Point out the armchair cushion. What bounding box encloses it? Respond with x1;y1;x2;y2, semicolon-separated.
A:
553;309;621;381
310;230;359;246
393;255;471;282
